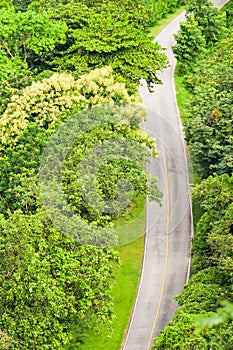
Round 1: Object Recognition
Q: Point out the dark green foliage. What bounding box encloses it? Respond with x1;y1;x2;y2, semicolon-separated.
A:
185;70;233;177
191;173;233;274
184;37;233;177
225;0;233;26
0;1;167;93
0;73;35;115
0;123;52;214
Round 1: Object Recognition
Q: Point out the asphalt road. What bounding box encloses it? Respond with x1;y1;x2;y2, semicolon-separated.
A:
122;1;228;349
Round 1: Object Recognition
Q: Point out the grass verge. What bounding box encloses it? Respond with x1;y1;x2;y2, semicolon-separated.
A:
174;72;203;235
150;7;185;39
174;71;194;183
77;197;145;350
174;73;192;123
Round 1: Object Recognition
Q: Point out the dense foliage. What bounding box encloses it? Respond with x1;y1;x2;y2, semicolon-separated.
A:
173;0;227;73
153;1;233;348
0;0;167;94
145;0;185;25
0;0;166;347
0;211;117;349
0;66;146;348
185;59;233;177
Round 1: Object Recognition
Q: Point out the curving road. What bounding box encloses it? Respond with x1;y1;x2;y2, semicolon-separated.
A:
122;1;228;349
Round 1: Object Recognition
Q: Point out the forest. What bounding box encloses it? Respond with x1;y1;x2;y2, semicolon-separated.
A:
0;0;232;349
153;0;233;349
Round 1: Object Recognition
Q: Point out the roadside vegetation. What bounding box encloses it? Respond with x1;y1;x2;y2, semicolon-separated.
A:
0;0;186;349
149;6;185;39
153;1;233;349
145;0;185;26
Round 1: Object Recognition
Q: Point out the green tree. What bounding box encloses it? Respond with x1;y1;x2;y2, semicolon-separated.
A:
173;17;206;73
145;0;185;25
44;0;167;92
0;67;161;226
185;65;233;177
186;0;227;44
192;173;233;273
0;7;67;81
0;67;133;215
173;0;227;73
0;210;117;349
0;66;133;147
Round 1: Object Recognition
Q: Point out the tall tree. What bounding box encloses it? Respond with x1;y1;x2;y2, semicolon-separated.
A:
173;17;206;73
43;0;167;92
0;7;67;81
186;0;227;44
0;210;117;349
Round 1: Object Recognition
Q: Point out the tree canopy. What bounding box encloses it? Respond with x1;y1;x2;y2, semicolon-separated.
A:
0;0;167;93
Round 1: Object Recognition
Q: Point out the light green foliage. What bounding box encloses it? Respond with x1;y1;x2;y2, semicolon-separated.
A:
186;0;227;44
0;210;117;349
173;0;227;73
145;0;185;25
196;301;233;331
0;7;67;80
0;0;11;8
0;66;133;147
173;17;206;73
44;0;167;92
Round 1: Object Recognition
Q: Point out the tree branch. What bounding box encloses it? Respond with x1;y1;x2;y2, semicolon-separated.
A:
0;38;14;58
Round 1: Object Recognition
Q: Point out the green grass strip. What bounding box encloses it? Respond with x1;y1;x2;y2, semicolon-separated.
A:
78;236;144;350
150;6;185;39
174;74;192;123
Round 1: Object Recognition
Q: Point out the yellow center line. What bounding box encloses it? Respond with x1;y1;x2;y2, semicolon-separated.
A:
146;90;170;350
